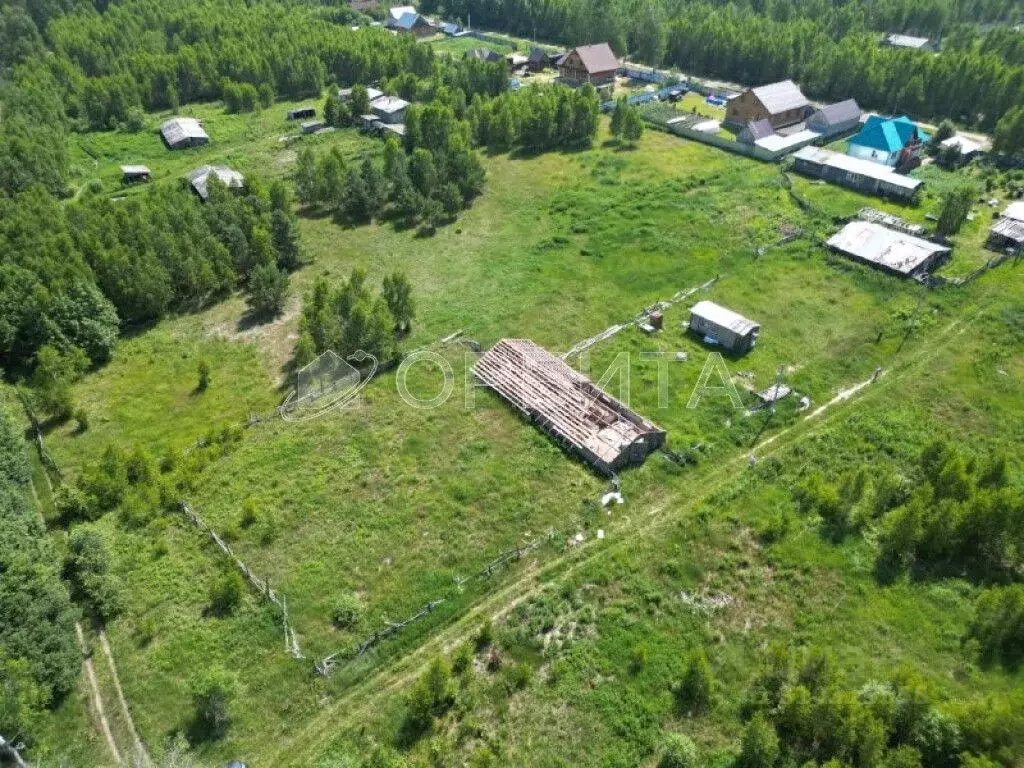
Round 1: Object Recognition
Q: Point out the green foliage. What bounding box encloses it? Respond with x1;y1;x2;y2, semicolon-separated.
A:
658;732;698;768
64;527;124;623
501;662;534;692
0;409;79;706
673;649;712;715
298;270;401;364
246;262;290;317
936;184;976;237
31;345;89;422
331;593;364;631
474;620;494;652
404;657;455;738
189;666;237;741
966;585;1024;669
197;359;211;392
0;653;46;752
381;272;414;334
208;571;245;617
738;713;779;768
875;442;1023;580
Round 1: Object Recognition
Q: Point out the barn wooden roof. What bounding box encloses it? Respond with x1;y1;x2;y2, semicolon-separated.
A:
474;339;663;471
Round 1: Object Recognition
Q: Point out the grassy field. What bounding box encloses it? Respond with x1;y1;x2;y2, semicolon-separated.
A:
35;94;1024;766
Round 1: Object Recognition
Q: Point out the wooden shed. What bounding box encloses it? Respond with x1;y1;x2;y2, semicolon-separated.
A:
120;165;151;183
688;301;760;354
288;107;317;120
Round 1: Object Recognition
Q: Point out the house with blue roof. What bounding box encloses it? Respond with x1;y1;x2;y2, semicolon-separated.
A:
847;115;929;168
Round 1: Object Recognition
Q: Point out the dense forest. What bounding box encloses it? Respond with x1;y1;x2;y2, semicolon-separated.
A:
421;0;1024;137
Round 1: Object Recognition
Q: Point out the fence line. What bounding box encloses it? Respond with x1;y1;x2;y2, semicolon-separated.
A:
562;275;720;359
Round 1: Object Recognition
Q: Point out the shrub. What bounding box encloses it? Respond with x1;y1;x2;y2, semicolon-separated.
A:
502;662;533;692
659;732;698;768
190;667;236;741
674;649;713;715
239;498;258;528
207;571;244;616
330;592;364;631
197;359;211;391
474;619;493;651
630;643;648;674
738;713;780;768
74;408;89;432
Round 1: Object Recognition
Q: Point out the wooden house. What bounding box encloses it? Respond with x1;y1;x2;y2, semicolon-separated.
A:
558;43;618;87
725;80;811;130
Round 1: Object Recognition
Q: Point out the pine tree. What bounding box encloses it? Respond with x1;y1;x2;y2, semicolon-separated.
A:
610;96;628;139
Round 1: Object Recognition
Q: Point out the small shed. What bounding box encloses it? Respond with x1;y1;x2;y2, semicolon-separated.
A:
987;217;1024;253
737;118;774;145
301;121;324;134
464;47;502;63
288;107;316;120
121;165;151;183
527;47;549;71
806;99;861;137
160;117;209;149
359;113;382;131
883;34;933;51
370;95;409;124
792;146;923;201
688;300;760;354
186;165;245;201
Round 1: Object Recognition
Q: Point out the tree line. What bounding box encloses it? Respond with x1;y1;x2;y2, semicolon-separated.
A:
0;409;80;757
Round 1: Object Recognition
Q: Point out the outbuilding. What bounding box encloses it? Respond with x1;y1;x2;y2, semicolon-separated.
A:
160;117;209;149
288;107;316;120
725;80;811;130
806;99;862;137
688;300;760;354
827;221;950;277
338;86;383;103
474;339;665;475
527;47;550;71
464;47;502;63
186;165;245;201
883;34;934;51
301;121;324;134
370;95;409;124
121;165;151;183
987;202;1024;253
558;43;619;87
737;118;774;145
384;5;435;36
792;146;923;201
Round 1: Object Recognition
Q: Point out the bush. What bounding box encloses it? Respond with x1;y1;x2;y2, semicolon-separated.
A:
738;713;780;768
330;592;364;630
659;732;699;768
190;667;236;741
197;359;210;391
74;408;89;432
674;649;712;715
474;619;493;651
207;571;244;616
501;662;533;692
239;498;258;528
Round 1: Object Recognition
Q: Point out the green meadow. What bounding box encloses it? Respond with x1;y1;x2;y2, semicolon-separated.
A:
33;98;1024;766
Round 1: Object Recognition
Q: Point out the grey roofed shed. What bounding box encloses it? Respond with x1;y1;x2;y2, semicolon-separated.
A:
688;300;760;354
827;221;950;277
120;165;151;181
806;99;861;135
160;117;209;149
884;33;931;49
370;95;409;123
338;86;383;102
750;80;810;115
186;165;245;201
737;118;774;144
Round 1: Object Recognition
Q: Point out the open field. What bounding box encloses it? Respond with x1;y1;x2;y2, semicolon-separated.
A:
33;94;1024;766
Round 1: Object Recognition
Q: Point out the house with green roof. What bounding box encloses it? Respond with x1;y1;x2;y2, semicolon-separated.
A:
846;115;929;168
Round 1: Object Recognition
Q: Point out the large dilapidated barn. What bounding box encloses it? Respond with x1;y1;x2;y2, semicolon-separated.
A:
474;339;665;475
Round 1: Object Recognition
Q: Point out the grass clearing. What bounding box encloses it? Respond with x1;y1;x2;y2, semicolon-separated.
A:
39;97;1024;765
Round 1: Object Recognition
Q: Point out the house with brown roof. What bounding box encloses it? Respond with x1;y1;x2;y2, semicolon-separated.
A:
558;43;619;87
725;80;811;130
